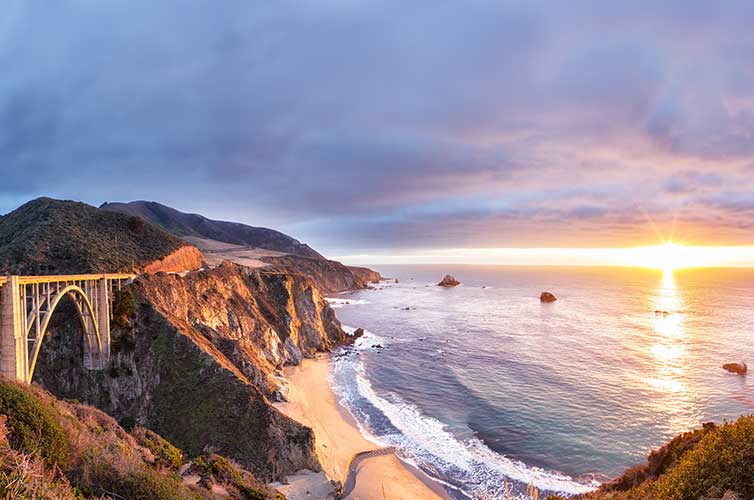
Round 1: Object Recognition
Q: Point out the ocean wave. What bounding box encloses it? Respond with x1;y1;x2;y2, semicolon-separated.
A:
331;354;598;499
341;325;390;349
325;297;369;309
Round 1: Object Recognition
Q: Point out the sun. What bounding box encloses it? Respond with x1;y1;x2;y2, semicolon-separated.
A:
657;243;682;272
633;243;690;271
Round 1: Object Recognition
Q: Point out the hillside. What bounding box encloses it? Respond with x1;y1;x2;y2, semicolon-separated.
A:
0;198;203;274
0;380;283;500
546;419;754;500
101;200;323;259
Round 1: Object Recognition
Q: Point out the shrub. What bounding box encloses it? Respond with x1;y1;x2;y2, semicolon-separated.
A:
132;427;183;471
112;288;136;328
128;216;146;234
650;416;754;500
0;382;70;468
96;464;202;500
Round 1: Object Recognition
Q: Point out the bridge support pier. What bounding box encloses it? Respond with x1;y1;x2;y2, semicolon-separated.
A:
1;276;27;382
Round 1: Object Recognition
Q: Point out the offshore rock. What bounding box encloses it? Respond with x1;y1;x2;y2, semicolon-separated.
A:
437;275;461;287
540;291;557;303
722;362;747;376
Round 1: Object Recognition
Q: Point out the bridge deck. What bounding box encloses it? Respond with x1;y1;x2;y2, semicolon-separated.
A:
0;274;134;288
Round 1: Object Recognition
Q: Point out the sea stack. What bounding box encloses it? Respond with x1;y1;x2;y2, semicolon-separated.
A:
540;291;557;303
723;362;747;376
437;275;461;287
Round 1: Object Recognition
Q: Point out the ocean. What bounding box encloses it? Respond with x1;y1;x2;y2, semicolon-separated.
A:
326;265;754;499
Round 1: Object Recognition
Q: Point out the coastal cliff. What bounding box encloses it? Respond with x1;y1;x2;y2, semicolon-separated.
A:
260;254;381;293
34;262;345;480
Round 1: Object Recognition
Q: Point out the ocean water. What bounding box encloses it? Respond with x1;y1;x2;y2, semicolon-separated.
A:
327;265;754;499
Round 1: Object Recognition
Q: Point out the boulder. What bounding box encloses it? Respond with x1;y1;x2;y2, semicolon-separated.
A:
722;362;747;376
437;275;461;287
540;291;557;303
352;328;365;339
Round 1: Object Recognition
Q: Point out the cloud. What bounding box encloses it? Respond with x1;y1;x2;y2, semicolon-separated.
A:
1;0;754;253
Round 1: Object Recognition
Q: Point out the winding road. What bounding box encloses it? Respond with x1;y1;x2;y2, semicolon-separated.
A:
339;446;397;499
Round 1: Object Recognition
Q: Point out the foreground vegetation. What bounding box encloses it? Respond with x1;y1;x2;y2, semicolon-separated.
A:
546;417;754;500
0;381;283;500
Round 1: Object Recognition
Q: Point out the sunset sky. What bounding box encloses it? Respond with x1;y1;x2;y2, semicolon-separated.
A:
2;1;754;263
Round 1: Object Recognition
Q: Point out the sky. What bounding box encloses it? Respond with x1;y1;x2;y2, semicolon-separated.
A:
2;1;754;262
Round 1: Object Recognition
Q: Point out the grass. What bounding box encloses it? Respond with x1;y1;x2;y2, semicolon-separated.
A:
0;382;70;468
0;381;285;499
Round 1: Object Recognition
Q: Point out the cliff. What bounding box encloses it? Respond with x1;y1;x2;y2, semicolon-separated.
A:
260;254;380;294
347;265;382;285
142;245;205;274
0;197;203;274
0;380;283;500
34;262;346;481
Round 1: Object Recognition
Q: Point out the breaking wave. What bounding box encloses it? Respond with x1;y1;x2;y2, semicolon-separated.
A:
330;331;598;499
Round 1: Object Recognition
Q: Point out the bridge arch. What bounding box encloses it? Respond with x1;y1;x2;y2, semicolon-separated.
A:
26;284;104;384
0;273;134;384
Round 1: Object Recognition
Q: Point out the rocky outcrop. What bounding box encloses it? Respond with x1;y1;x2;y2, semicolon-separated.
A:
142;245;205;274
34;262;345;481
347;266;382;285
722;362;747;376
261;254;377;293
540;291;557;303
437;275;460;287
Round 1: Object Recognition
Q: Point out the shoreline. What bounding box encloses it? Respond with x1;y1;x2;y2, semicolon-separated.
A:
273;353;450;500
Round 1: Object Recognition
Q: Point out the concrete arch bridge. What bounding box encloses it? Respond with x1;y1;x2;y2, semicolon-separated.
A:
0;274;134;383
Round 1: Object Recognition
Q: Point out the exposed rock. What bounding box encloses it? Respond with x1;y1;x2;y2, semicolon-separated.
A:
142;245;205;274
262;255;380;294
352;328;365;339
540;291;557;303
347;266;383;285
437;275;461;287
722;362;747;376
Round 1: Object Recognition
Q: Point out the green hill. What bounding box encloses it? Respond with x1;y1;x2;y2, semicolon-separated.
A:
0;197;187;274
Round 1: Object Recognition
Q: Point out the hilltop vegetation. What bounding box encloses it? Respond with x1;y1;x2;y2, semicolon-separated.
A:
0;197;191;274
547;417;754;500
0;381;283;500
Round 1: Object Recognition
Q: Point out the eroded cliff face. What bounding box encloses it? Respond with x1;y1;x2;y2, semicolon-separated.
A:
142;245;205;274
260;254;380;293
33;262;345;481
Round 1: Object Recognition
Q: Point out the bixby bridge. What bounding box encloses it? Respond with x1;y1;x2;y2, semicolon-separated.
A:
0;274;135;384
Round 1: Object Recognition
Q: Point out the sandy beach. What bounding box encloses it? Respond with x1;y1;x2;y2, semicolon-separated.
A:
273;355;449;500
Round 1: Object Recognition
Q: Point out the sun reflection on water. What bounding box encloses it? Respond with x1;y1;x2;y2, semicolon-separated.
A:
644;268;699;435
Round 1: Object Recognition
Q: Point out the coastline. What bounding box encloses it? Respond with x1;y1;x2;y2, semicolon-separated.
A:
273;354;450;500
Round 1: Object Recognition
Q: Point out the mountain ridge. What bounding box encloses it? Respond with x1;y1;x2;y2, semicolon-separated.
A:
101;200;324;260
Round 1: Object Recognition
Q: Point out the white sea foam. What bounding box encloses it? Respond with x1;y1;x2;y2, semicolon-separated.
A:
331;353;598;499
325;297;369;309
